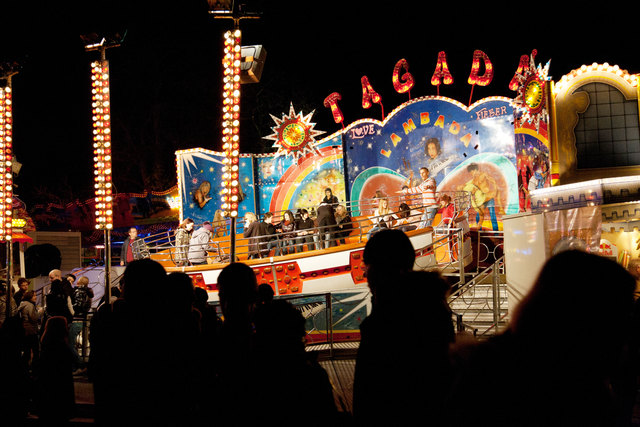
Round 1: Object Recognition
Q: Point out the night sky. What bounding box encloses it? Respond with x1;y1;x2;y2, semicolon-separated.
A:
1;1;636;211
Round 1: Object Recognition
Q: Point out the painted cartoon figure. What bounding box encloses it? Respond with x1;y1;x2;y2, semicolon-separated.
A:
194;181;212;209
423;137;456;182
459;162;501;231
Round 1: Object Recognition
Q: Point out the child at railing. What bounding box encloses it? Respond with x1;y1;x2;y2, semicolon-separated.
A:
437;194;455;227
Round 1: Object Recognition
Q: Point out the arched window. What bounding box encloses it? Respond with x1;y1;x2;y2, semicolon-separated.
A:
575;82;640;169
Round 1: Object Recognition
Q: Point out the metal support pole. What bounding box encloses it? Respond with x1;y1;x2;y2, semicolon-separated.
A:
492;261;500;333
457;228;465;285
325;293;333;358
104;230;111;304
5;241;12;321
229;217;236;263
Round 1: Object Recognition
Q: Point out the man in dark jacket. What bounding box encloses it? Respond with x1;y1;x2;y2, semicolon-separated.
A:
317;202;337;249
13;277;29;305
120;227;150;266
295;209;317;252
257;212;279;257
70;276;94;374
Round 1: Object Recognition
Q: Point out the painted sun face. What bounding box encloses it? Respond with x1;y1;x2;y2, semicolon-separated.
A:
282;123;306;147
524;79;544;110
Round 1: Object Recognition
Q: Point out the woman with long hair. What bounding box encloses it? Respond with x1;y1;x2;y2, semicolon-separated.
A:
18;290;41;369
276;210;297;255
334;205;353;244
367;197;397;240
243;212;261;259
174;218;194;266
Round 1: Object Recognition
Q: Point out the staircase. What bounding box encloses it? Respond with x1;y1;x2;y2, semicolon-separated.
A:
446;258;509;338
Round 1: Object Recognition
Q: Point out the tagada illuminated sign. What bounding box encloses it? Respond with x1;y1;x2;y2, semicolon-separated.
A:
264;103;325;161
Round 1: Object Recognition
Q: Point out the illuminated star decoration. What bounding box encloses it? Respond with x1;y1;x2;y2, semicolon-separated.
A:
263;103;325;161
512;50;550;132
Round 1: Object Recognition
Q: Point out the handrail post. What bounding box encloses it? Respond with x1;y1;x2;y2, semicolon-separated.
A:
457;227;465;285
456;313;464;333
492;260;501;333
325;292;333;358
229;217;236;263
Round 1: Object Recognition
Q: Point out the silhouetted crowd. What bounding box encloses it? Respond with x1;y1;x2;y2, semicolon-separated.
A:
0;272;93;426
2;228;640;426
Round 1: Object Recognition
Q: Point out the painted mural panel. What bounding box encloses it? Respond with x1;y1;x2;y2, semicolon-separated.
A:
255;136;346;216
177;149;256;225
345;96;518;230
515;123;551;212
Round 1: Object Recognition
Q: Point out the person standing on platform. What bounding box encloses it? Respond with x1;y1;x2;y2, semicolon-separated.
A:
276;210;297;255
322;187;339;206
120;227;150;266
397;167;438;228
317;201;338;249
334;205;353;244
187;222;214;265
257;212;279;258
244;212;262;259
174;218;194;266
295;209;317;252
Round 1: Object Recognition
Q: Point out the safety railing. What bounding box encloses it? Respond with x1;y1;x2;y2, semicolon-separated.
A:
132;191;472;267
449;255;507;337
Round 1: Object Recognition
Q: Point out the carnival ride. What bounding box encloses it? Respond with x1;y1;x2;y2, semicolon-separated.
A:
120;190;477;342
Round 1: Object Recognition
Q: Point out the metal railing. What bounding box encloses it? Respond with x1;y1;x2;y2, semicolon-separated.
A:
449;255;507;337
133;191;471;267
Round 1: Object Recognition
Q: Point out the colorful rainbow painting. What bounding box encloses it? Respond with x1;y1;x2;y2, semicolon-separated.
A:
268;146;345;213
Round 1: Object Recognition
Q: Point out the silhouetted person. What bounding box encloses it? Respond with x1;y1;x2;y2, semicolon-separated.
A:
0;316;29;424
216;262;259;425
445;250;637;427
193;286;220;343
89;258;174;426
353;229;455;426
165;272;208;424
35;315;75;425
253;299;339;426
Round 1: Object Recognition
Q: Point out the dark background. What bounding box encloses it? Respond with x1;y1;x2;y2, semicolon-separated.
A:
0;1;635;211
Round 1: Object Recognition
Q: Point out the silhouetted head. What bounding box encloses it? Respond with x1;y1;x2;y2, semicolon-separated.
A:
510;250;635;365
167;272;195;313
41;316;68;345
50;279;64;295
257;283;274;304
194;286;209;307
218;262;258;322
363;229;415;303
121;258;167;306
364;228;414;273
254;299;306;355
